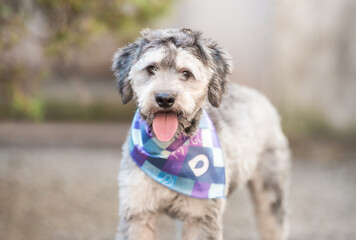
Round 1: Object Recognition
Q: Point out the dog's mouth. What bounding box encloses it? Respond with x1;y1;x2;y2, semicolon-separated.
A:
142;109;200;141
152;111;179;142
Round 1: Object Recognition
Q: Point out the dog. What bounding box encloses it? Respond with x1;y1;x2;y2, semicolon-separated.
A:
112;28;290;240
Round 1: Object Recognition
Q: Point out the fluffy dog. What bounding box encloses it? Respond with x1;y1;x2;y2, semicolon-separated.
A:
112;28;290;240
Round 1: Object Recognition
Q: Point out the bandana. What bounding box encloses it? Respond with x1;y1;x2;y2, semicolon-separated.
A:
129;110;226;199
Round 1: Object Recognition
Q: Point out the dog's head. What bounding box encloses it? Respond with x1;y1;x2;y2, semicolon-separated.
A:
112;28;232;141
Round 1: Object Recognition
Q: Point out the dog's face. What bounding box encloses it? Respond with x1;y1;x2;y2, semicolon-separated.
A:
112;28;231;141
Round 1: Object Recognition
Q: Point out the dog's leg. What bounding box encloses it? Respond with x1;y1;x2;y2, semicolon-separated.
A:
248;146;290;240
116;211;157;240
182;217;223;240
181;199;225;240
115;164;159;240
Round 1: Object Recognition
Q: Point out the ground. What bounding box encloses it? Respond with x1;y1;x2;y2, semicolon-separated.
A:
0;123;355;240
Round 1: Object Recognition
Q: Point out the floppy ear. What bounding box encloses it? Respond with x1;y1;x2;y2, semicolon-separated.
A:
207;45;232;107
112;41;141;104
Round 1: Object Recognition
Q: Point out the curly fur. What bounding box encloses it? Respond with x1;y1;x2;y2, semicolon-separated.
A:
112;28;291;240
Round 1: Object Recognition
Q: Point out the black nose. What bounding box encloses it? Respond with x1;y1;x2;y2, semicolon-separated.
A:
155;93;175;108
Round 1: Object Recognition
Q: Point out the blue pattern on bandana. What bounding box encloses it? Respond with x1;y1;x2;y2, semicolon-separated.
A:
129;110;226;199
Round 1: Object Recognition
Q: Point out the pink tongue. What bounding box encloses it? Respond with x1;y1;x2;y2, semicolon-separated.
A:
152;112;178;142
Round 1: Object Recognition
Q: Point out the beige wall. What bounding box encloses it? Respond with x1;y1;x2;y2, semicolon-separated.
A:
163;0;356;129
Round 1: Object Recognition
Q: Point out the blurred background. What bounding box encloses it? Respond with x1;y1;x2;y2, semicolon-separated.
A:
0;0;355;239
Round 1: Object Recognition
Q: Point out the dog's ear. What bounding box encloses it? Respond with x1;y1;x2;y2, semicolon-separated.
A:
112;41;143;104
207;44;232;107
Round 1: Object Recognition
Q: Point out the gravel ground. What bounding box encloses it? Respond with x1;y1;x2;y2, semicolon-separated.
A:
0;123;355;240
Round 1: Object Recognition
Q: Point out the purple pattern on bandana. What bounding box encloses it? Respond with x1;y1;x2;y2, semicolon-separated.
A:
189;130;203;146
129;110;226;199
133;120;140;129
166;135;188;151
192;182;210;198
145;125;153;137
211;133;220;148
130;144;147;166
162;145;189;175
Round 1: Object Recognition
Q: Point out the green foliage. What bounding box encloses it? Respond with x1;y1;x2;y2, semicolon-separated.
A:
34;0;172;56
0;0;173;121
12;91;44;121
0;64;44;121
0;0;26;51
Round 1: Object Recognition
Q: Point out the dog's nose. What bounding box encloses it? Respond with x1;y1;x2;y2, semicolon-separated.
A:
155;93;175;108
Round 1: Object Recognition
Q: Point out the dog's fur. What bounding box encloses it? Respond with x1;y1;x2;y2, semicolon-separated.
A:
112;28;291;240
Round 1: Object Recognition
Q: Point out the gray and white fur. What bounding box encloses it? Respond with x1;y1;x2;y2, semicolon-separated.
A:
112;28;291;240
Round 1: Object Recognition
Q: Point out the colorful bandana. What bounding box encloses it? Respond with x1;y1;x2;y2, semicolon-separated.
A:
129;110;226;199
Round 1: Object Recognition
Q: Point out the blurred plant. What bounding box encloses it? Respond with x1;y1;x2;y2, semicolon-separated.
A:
0;0;26;51
0;0;39;120
0;63;44;121
35;0;173;57
0;0;173;120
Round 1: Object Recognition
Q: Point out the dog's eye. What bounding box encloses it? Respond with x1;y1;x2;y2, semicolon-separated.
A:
146;65;158;75
181;70;192;79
